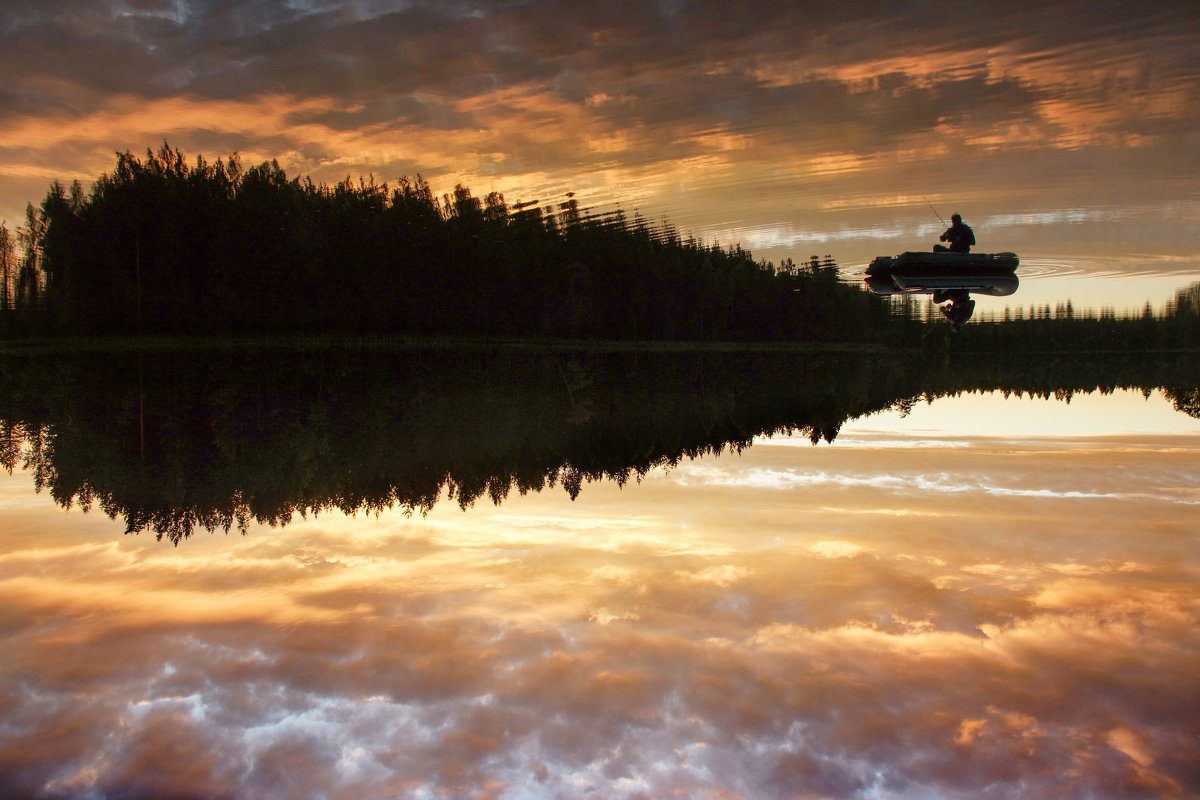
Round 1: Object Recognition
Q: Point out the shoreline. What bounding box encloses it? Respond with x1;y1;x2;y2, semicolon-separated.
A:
0;332;1198;356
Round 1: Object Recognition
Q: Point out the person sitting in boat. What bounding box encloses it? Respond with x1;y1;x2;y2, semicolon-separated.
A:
934;213;975;253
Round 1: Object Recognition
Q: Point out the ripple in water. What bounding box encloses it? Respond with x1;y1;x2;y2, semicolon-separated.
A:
1017;257;1100;280
1020;255;1200;281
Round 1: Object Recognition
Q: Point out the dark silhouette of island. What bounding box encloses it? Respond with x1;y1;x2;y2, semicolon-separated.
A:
0;345;1196;544
1;143;895;342
3;143;1198;344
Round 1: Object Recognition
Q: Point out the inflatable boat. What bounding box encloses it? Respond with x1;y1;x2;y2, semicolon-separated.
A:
864;251;1019;297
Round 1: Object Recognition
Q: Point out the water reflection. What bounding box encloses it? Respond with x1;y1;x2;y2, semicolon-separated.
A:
864;249;1020;331
0;345;1197;544
0;377;1195;798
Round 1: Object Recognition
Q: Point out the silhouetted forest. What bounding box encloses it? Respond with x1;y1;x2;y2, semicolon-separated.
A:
2;143;895;341
947;282;1200;351
6;143;1199;345
1;345;1196;543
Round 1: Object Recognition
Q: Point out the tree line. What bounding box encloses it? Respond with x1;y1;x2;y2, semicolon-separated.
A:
6;142;1198;346
2;143;899;341
950;282;1200;352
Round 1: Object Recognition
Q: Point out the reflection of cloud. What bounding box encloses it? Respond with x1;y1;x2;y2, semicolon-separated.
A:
680;564;750;586
673;463;1120;501
758;435;973;449
0;433;1197;799
807;540;868;559
0;398;1195;796
3;577;1193;798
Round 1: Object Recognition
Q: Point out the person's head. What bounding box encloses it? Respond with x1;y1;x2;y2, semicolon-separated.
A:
951;213;962;224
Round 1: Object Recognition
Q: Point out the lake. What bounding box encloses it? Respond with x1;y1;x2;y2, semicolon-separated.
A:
0;345;1196;799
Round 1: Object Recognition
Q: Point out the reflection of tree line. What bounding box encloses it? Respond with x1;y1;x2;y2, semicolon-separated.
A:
0;347;897;542
899;351;1200;419
0;346;1196;543
2;144;893;342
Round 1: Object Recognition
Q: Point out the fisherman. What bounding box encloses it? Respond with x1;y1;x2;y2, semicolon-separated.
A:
934;213;975;253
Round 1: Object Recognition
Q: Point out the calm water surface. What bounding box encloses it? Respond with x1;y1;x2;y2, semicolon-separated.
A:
0;352;1197;799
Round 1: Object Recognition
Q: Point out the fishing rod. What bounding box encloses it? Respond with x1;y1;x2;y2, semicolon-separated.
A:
929;204;946;226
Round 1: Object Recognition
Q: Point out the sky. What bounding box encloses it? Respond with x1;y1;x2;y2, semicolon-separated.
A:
0;389;1197;798
2;0;1199;313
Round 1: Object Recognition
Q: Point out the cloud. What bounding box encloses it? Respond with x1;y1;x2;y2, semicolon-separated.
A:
4;0;1197;212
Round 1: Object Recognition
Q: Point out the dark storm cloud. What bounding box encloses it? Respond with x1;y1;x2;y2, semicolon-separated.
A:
0;0;1193;166
4;0;1192;121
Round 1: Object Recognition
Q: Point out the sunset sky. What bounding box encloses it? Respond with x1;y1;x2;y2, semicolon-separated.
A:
1;390;1197;798
2;0;1199;313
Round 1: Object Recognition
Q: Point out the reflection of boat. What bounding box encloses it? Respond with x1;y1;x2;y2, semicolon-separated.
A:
865;251;1019;296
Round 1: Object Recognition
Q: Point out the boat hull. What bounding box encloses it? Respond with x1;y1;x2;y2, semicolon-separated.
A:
864;251;1019;296
866;251;1019;277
